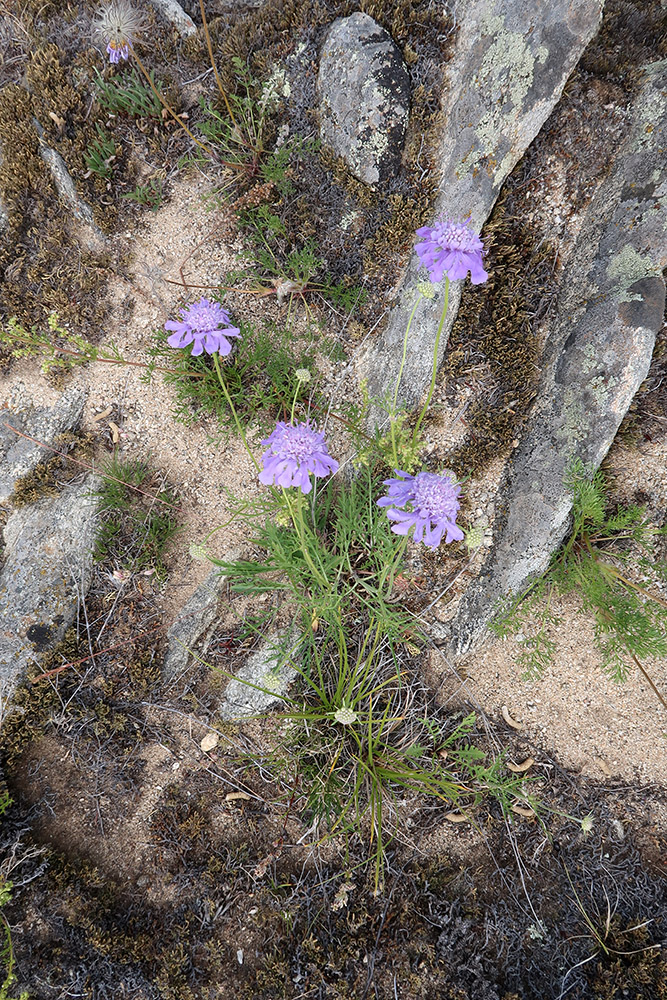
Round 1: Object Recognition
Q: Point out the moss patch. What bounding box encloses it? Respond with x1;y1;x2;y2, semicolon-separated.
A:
9;430;94;508
578;0;667;94
442;194;557;479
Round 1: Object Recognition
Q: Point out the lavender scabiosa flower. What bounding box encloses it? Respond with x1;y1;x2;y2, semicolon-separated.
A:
259;421;339;494
377;470;464;549
415;217;488;285
165;298;241;357
95;0;144;63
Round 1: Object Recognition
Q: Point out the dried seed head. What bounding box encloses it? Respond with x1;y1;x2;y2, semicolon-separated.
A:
95;1;144;62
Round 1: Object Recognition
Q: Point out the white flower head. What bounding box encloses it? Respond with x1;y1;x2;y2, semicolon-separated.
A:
580;814;595;836
416;280;436;300
464;525;484;551
95;1;144;63
334;706;358;726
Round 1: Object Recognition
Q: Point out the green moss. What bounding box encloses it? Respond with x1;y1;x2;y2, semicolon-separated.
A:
0;630;82;768
10;431;94;508
0;63;111;337
91;456;179;579
578;0;667;94
443;194;557;478
589;920;667;999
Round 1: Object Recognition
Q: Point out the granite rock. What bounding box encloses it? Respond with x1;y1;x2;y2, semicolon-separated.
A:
318;12;410;186
450;58;667;655
163;564;237;683
0;478;98;691
148;0;197;37
218;633;297;720
361;0;602;422
0;384;87;504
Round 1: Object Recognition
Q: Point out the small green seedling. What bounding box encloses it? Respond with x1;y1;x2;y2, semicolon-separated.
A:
83;124;117;178
122;176;164;211
493;458;667;701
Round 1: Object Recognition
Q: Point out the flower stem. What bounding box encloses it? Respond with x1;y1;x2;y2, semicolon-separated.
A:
212;352;259;471
290;381;301;425
283;490;330;591
390;292;423;468
379;535;409;599
412;277;450;445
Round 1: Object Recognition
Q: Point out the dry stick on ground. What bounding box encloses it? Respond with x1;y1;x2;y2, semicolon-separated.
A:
631;654;667;710
173;214;232;294
31;621;168;683
1;422;182;511
164;277;274;296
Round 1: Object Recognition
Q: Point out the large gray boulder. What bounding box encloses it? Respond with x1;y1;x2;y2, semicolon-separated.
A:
0;384;86;504
318;13;410;186
361;0;602;420
450;58;667;655
0;478;98;688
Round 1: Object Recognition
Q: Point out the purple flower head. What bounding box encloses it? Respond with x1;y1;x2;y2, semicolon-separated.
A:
95;1;144;63
259;421;339;494
415;217;488;285
165;298;241;357
377;470;464;549
106;41;129;63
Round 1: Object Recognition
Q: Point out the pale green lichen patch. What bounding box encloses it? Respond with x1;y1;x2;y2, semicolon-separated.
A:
606;245;660;301
459;15;548;180
589;373;618;408
580;343;598;373
562;386;589;450
259;65;291;112
632;80;666;152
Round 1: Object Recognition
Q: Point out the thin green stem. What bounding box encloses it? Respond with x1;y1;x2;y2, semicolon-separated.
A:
0;331;209;378
378;535;409;599
592;554;667;608
283;490;330;590
390;292;423;468
290;380;302;425
212;352;259;471
413;277;450;444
